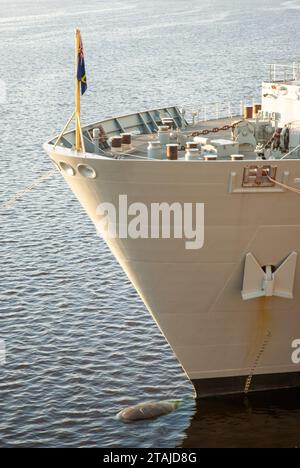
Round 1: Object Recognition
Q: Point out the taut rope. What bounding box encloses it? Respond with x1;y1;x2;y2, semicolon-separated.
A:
0;170;54;211
267;176;300;195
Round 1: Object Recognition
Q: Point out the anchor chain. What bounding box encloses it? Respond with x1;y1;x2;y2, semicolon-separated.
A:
191;124;233;137
244;330;272;394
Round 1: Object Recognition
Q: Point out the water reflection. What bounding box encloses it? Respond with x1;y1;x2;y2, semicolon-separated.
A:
181;388;300;448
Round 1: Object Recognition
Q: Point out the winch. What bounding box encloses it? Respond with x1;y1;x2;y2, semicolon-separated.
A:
232;120;257;150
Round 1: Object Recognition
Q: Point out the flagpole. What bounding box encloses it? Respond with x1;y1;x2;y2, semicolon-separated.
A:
75;28;81;151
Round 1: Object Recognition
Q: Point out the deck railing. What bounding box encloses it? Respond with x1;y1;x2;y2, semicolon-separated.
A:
182;98;258;124
267;63;300;83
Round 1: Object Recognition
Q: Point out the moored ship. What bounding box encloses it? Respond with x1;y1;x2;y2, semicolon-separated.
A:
44;31;300;397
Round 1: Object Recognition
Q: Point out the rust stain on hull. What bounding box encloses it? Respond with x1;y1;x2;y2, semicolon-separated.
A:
245;297;272;367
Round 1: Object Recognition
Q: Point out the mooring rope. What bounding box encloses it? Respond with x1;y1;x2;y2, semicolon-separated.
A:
0;170;54;211
267;176;300;195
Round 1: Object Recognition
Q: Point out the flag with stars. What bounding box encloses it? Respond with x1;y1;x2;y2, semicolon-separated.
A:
77;34;87;95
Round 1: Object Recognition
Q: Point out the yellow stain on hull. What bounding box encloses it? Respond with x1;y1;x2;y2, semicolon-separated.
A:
245;297;272;368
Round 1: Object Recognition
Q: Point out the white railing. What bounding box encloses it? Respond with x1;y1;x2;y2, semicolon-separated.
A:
267;62;300;83
182;98;257;124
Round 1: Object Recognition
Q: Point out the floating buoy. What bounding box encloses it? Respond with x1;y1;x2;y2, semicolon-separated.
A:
116;400;181;423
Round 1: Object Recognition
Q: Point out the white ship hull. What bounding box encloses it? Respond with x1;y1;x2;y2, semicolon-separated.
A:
44;141;300;397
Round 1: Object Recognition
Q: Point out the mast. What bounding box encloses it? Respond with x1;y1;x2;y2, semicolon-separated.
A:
75;28;81;151
53;29;86;152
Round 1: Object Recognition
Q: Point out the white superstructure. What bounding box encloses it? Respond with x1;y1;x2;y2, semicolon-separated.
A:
262;63;300;126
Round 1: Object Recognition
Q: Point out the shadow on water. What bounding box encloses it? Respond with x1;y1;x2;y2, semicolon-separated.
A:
181;388;300;448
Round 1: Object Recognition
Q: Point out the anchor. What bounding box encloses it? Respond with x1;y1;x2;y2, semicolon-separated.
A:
242;252;298;301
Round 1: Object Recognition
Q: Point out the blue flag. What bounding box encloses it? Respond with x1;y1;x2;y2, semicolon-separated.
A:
77;35;87;95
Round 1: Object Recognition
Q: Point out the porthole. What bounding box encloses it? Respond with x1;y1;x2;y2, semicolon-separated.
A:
77;164;97;179
59;161;76;176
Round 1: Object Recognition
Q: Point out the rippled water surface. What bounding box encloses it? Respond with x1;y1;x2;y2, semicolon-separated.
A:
1;0;300;448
